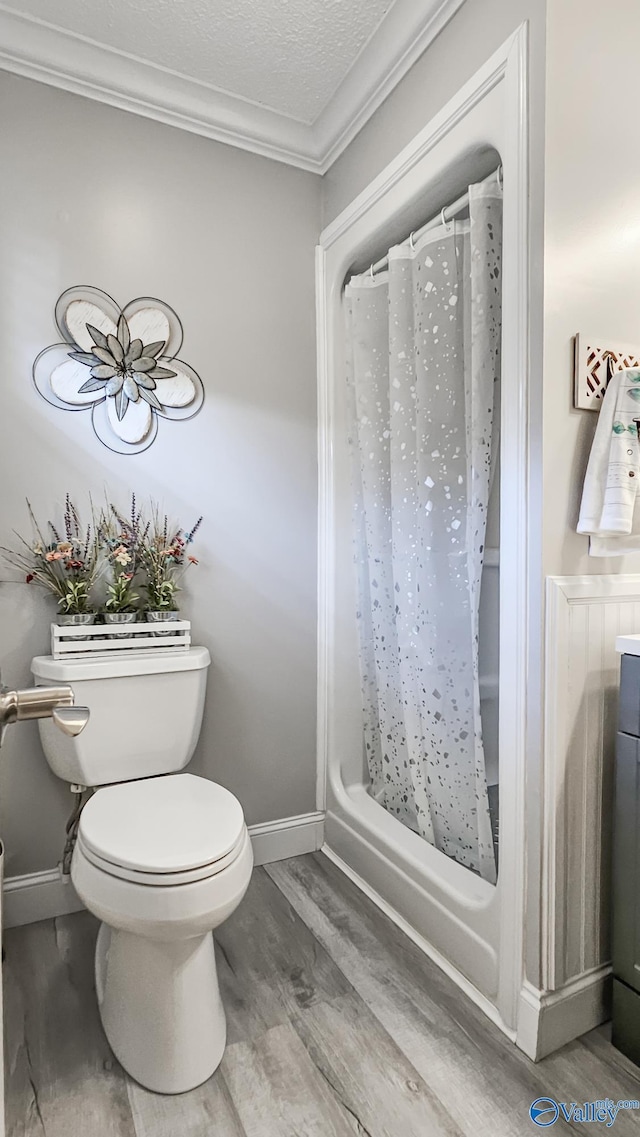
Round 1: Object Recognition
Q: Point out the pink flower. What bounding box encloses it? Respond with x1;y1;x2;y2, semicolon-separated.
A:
46;551;63;561
113;545;132;566
188;556;199;565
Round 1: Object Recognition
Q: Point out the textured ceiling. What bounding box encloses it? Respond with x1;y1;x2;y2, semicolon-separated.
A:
10;0;395;123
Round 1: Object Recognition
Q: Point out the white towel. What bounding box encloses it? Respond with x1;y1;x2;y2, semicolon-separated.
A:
577;366;640;555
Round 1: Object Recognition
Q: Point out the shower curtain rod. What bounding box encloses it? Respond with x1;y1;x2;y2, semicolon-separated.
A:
367;165;502;279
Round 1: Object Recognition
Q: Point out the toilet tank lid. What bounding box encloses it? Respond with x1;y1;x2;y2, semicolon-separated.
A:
31;645;211;681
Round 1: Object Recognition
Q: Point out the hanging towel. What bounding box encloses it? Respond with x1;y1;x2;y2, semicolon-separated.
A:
578;367;640;555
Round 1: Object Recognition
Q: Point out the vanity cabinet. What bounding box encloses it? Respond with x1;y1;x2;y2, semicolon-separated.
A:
613;652;640;1065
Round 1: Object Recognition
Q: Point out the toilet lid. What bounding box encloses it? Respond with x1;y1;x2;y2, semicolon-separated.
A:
79;773;246;874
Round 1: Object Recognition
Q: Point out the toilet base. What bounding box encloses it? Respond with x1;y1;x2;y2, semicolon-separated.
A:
95;922;226;1094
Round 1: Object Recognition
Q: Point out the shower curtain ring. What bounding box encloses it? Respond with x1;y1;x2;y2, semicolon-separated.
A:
440;206;448;228
409;231;416;252
369;264;375;280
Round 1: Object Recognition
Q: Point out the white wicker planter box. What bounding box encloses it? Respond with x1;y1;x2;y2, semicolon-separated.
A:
51;620;191;659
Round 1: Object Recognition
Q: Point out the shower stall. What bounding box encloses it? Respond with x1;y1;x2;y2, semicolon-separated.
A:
316;31;533;1044
344;169;502;885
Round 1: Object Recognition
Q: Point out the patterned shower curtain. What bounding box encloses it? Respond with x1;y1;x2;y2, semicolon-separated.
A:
344;178;502;883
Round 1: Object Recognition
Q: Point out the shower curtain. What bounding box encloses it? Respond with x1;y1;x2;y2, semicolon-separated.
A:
344;177;502;883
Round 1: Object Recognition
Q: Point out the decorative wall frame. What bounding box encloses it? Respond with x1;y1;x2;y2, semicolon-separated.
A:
573;332;640;411
33;287;204;454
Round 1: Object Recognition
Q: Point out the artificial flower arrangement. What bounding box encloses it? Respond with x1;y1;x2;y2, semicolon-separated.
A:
1;494;202;626
138;506;202;617
0;496;100;623
98;496;146;624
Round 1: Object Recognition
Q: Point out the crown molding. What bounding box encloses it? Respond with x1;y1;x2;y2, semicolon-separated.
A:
0;0;465;174
0;6;316;170
312;0;466;170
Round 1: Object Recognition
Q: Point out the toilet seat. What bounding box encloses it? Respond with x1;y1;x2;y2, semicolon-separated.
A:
76;829;246;886
78;772;246;886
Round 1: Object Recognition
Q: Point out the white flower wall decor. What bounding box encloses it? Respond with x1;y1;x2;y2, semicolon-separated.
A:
33;287;205;454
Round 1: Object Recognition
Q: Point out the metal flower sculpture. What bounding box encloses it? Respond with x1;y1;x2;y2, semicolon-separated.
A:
34;287;204;454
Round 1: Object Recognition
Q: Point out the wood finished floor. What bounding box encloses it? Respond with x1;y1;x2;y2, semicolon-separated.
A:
4;852;640;1136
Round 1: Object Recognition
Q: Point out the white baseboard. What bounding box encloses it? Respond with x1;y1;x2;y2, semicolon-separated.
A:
517;967;612;1060
3;867;84;929
249;811;325;867
2;811;326;928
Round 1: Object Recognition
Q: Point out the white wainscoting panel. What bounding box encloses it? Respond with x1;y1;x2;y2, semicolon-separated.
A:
544;575;640;992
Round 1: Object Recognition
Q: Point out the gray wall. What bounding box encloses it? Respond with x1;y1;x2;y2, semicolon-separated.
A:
542;0;640;577
0;72;321;876
322;0;546;227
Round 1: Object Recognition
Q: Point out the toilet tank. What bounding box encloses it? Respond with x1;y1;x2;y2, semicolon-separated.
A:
31;647;210;787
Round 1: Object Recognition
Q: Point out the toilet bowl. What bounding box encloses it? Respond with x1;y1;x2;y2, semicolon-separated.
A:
72;774;253;1093
31;648;253;1094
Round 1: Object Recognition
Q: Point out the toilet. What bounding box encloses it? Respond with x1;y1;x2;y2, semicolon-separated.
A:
30;647;253;1095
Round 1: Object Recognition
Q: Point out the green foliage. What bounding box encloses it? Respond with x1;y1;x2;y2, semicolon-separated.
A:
144;577;179;612
105;571;139;613
58;579;91;615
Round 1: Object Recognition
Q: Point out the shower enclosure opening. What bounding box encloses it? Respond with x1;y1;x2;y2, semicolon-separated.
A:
343;167;502;884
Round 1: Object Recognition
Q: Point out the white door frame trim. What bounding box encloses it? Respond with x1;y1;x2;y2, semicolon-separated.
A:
316;24;534;1036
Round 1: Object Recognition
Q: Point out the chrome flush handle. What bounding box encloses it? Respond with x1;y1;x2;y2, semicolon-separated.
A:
0;671;90;747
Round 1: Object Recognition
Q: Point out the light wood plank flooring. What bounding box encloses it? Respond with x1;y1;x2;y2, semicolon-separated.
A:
4;852;640;1136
